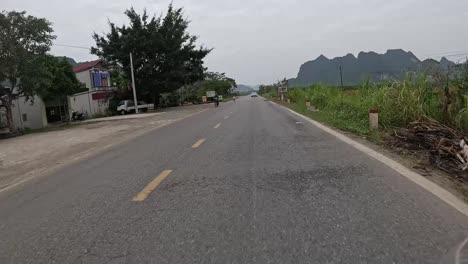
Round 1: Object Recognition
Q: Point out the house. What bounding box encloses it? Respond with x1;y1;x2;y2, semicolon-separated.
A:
0;59;115;133
73;60;112;90
68;59;114;117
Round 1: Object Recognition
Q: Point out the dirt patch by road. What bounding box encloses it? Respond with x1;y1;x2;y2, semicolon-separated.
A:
0;104;210;191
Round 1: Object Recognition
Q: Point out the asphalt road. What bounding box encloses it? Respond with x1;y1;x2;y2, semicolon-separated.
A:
1;96;468;263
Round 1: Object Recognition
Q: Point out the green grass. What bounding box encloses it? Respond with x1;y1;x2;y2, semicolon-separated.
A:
284;96;371;135
269;74;467;137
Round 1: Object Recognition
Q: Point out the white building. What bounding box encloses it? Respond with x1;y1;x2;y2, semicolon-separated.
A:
0;83;48;133
68;59;113;118
0;59;114;133
11;95;48;130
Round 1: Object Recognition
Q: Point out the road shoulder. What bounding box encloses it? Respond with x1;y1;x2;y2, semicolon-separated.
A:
0;105;209;192
268;99;468;217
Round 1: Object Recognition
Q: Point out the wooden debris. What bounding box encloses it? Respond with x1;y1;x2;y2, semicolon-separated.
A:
391;118;468;180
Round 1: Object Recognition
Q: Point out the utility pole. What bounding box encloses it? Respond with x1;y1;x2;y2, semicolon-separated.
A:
339;66;344;90
130;52;139;114
447;65;450;92
16;98;24;131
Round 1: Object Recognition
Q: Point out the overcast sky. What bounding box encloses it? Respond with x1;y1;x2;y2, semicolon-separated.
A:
3;0;468;85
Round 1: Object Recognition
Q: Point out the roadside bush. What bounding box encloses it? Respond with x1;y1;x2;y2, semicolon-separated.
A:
262;91;277;99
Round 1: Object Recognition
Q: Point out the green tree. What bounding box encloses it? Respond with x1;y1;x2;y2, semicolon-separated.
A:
91;4;210;107
36;57;84;119
205;72;237;87
110;68;129;92
184;71;236;100
258;84;276;95
202;71;237;95
0;11;55;132
198;80;232;96
108;68;132;114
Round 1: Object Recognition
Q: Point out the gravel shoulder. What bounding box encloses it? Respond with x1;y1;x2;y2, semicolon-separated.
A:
0;104;210;190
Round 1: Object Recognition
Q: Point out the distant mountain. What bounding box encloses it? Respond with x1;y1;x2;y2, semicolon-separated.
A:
250;85;261;91
234;84;254;93
57;57;101;68
288;49;456;87
56;56;78;66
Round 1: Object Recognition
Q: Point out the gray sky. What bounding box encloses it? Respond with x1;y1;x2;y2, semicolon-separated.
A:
4;0;468;85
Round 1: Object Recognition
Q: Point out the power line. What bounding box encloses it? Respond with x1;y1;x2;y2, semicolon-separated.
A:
423;50;468;59
425;49;468;56
438;52;468;58
53;43;90;50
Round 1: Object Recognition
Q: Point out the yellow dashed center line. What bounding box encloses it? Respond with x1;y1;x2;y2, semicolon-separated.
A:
132;170;173;202
214;123;221;129
192;138;206;148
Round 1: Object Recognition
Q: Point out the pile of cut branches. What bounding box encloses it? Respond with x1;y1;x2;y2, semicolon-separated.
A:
391;119;468;180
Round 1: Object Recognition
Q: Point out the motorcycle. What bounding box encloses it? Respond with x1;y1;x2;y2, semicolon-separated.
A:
71;111;85;121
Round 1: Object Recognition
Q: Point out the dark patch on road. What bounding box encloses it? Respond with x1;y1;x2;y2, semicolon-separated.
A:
257;165;367;197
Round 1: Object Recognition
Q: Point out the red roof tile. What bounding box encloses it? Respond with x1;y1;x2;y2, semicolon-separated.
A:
72;59;101;73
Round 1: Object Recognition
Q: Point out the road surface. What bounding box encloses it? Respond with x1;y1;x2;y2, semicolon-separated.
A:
1;96;468;263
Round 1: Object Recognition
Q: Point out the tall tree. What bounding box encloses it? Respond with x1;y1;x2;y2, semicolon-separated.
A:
186;71;237;99
0;11;55;132
37;57;83;100
92;4;211;107
205;71;237;87
36;56;84;119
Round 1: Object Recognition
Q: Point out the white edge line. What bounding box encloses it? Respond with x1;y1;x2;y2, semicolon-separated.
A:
274;101;468;218
456;237;468;264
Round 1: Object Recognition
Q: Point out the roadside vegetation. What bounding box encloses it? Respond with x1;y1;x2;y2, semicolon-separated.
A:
261;72;467;136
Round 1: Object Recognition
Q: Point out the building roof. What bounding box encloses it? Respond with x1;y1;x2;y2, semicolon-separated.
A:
72;59;101;73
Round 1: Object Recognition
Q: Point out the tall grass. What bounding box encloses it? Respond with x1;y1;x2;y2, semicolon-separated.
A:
286;74;467;135
456;96;468;132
